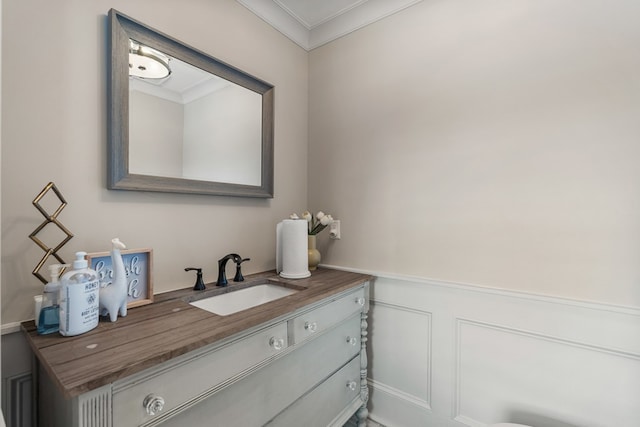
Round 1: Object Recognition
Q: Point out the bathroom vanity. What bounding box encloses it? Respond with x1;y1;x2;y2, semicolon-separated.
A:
22;268;372;427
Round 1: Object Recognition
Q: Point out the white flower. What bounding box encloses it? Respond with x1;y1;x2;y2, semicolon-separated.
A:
289;213;299;219
306;210;334;235
320;214;333;226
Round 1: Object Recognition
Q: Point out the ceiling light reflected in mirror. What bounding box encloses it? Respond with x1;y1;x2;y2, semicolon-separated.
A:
129;40;171;79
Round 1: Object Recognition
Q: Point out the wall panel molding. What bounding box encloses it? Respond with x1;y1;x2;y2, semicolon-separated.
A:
455;318;640;362
2;372;32;427
323;265;640;427
368;300;432;411
454;318;640;426
368;378;432;411
323;264;640;316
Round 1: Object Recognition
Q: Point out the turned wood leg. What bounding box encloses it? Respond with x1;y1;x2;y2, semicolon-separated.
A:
357;309;370;426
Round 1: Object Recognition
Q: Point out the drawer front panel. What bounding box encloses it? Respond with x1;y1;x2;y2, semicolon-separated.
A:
290;287;365;344
266;355;362;427
155;315;362;427
113;322;288;427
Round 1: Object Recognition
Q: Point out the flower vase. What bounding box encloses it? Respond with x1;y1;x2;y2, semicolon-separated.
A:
308;235;321;271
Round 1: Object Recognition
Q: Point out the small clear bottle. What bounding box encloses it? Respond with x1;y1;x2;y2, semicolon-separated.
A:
37;264;67;335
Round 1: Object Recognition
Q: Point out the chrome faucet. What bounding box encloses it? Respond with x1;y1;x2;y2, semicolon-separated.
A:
216;253;250;287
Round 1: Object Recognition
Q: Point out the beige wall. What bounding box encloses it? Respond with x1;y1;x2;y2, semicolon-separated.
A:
1;0;308;324
3;0;639;322
309;0;640;306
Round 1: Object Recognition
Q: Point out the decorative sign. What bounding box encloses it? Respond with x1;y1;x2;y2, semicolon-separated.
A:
86;248;153;308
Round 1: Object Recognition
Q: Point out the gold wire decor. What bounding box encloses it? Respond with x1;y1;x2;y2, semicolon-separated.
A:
29;182;74;284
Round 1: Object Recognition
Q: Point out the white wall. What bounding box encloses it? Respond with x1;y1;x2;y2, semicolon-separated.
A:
183;84;262;184
1;0;309;325
130;91;184;178
309;0;640;307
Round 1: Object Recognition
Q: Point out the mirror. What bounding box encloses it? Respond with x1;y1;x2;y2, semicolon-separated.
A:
108;9;274;197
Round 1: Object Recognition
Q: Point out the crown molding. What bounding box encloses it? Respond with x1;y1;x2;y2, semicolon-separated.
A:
237;0;424;51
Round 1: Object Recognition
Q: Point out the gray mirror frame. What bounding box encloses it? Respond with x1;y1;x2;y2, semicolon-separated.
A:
108;9;274;198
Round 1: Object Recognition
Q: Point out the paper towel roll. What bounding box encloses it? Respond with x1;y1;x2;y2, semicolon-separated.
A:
277;219;310;279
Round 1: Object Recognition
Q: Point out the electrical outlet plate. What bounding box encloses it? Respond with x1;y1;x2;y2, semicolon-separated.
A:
329;220;341;240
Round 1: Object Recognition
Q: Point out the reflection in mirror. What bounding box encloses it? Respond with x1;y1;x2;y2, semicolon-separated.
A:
129;49;262;186
108;9;274;197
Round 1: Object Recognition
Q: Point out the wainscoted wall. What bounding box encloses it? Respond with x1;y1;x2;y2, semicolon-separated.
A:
4;267;640;427
1;330;32;427
329;267;640;427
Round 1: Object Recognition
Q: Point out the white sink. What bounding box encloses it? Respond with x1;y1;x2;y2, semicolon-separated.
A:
190;284;298;316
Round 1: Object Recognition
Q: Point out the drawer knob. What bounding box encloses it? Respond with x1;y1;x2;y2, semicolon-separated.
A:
346;381;358;391
143;394;165;416
355;297;365;306
346;336;358;346
304;321;317;333
269;337;285;351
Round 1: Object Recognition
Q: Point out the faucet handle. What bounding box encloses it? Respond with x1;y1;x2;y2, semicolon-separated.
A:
185;267;206;291
233;258;250;282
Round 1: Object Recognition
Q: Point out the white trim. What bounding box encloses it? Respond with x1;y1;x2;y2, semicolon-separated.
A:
453;317;640;423
1;322;22;335
321;264;640;316
456;317;640;361
368;378;432;411
369;300;433;408
364;265;640;426
236;0;310;49
2;372;32;427
237;0;425;51
273;0;369;30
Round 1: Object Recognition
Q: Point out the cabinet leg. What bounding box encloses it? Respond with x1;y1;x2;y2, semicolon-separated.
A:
356;404;369;427
358;309;370;427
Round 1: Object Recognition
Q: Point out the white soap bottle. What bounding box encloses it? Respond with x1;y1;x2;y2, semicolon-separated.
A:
59;252;100;336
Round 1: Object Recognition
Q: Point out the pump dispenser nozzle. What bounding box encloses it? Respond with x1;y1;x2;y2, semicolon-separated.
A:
47;263;69;285
44;264;69;293
72;252;88;269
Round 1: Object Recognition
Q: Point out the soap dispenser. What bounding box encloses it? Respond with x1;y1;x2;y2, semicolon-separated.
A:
59;252;100;336
37;264;68;335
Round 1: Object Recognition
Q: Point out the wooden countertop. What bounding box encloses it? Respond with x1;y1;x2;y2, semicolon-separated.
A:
21;268;372;399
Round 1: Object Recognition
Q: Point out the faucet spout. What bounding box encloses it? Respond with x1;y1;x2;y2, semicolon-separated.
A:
216;253;240;287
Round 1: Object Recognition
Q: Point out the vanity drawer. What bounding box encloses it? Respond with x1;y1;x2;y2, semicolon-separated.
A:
155;315;362;427
266;355;362;427
112;322;288;427
290;287;366;344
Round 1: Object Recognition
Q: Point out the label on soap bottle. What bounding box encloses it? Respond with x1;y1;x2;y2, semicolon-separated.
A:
59;279;100;336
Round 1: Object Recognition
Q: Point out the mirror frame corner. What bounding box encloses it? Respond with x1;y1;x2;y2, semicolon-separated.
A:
107;9;274;198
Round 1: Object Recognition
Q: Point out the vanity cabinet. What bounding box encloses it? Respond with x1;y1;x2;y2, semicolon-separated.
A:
36;280;370;427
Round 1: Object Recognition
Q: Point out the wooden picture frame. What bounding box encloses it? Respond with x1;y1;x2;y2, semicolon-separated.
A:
86;248;154;308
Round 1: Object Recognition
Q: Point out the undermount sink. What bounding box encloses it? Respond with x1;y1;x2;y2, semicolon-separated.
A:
190;283;299;316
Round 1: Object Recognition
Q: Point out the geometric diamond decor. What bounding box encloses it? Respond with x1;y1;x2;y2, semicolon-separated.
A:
29;182;74;284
